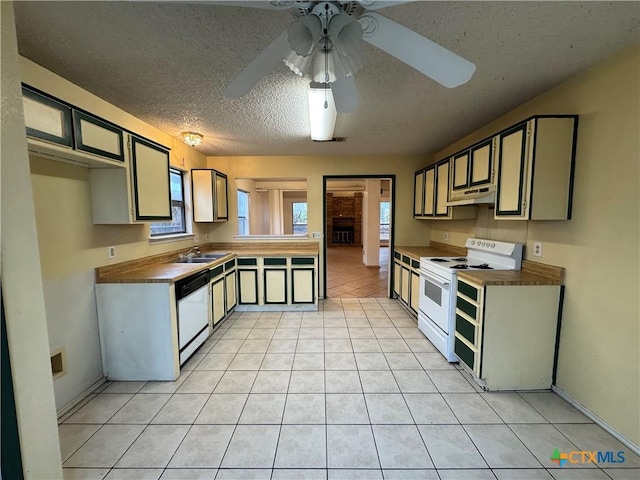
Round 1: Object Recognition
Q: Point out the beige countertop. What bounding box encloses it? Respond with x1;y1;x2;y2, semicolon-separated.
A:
394;242;466;261
97;242;320;284
457;269;563;287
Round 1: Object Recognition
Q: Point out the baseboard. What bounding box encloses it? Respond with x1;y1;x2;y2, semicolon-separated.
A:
56;376;107;420
551;385;640;456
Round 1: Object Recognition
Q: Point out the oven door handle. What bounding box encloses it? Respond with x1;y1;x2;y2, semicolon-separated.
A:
420;270;450;289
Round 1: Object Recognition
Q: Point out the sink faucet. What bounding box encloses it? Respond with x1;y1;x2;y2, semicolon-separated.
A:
179;246;201;260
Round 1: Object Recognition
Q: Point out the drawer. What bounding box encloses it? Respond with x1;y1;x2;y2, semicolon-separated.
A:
457;295;477;319
224;259;236;271
237;258;257;266
411;259;420;269
264;257;287;266
291;257;314;265
402;255;411;265
454;336;475;371
394;251;401;260
456;313;476;345
458;280;479;302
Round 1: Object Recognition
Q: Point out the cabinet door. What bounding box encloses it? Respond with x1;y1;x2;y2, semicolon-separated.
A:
393;260;402;297
496;123;528;218
238;269;259;305
264;269;287;304
469;139;493;186
214;171;229;222
410;270;420;313
73;110;125;162
413;170;424;217
211;277;226;326
400;267;410;305
435;161;450;217
452;152;469;190
423;167;435;216
292;268;315;304
225;270;237;313
192;169;214;222
22;85;73;147
130;137;171;221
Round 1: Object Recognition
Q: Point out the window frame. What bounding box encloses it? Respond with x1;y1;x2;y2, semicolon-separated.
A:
380;200;390;241
149;168;187;237
237;189;250;236
292;201;308;235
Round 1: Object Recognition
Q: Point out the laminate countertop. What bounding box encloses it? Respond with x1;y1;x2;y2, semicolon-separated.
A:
97;243;320;284
394;244;464;261
457;269;563;286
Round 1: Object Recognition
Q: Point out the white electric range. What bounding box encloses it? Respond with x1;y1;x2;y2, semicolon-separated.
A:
418;238;523;361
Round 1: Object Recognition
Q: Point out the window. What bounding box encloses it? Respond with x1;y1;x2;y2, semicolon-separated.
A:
238;189;250;235
292;202;308;235
380;201;390;241
150;168;186;236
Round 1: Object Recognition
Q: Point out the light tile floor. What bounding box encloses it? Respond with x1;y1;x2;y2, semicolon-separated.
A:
60;299;640;480
326;246;389;298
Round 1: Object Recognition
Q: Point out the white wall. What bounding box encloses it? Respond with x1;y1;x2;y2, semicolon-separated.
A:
1;3;63;477
428;46;640;446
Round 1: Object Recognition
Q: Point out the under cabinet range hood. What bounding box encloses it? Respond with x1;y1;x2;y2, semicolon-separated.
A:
447;185;496;206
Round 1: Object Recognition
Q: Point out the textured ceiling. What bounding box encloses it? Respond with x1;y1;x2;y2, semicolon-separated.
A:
13;1;640;157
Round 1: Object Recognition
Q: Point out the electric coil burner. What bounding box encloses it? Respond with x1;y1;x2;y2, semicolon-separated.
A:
417;238;523;362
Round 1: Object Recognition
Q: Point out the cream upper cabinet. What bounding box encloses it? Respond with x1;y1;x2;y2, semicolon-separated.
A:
192;169;228;223
22;85;73;147
90;134;171;224
435;160;451;217
73;110;125;162
495;116;577;220
413;170;425;217
423;167;436;217
469;139;494;186
452;151;470;191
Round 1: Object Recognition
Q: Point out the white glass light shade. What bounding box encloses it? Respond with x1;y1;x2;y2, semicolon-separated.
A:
182;132;203;147
307;85;337;141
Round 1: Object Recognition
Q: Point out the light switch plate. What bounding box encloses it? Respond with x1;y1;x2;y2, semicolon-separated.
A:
108;246;116;259
311;232;322;238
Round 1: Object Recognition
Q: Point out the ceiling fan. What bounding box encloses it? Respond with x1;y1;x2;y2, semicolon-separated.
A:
218;1;476;113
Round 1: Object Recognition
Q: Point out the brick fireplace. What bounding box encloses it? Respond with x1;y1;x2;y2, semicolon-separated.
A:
326;192;362;246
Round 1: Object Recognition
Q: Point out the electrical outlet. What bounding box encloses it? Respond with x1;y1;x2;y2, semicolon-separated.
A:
205;233;209;241
443;232;449;241
533;241;543;257
311;232;322;239
107;246;116;259
194;234;200;244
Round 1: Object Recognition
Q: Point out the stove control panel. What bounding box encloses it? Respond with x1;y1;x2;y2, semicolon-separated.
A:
465;238;519;256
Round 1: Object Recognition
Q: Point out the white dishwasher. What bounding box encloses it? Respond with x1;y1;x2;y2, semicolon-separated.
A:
175;270;210;365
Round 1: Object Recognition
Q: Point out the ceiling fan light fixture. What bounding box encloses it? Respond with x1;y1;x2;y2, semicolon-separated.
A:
307;84;337;141
182;131;203;147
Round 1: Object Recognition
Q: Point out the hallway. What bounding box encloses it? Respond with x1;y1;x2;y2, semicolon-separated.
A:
326;246;389;298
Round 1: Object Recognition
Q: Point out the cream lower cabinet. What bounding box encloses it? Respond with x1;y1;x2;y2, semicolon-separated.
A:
455;277;562;390
211;259;237;327
236;256;318;311
225;262;237;314
210;267;226;327
394;251;420;316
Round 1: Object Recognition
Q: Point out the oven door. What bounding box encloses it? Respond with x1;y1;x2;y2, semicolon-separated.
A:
419;268;451;333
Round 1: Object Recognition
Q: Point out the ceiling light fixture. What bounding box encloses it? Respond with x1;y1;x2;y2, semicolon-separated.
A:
182;132;203;147
307;83;337;141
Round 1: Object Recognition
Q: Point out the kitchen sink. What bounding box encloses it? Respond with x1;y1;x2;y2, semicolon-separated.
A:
175;258;213;264
198;253;229;259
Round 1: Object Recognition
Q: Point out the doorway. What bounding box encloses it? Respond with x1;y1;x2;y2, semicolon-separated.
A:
322;175;395;299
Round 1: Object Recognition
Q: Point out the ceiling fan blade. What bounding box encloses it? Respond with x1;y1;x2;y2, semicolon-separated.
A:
356;1;416;10
331;76;358;113
224;31;291;98
359;12;476;88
